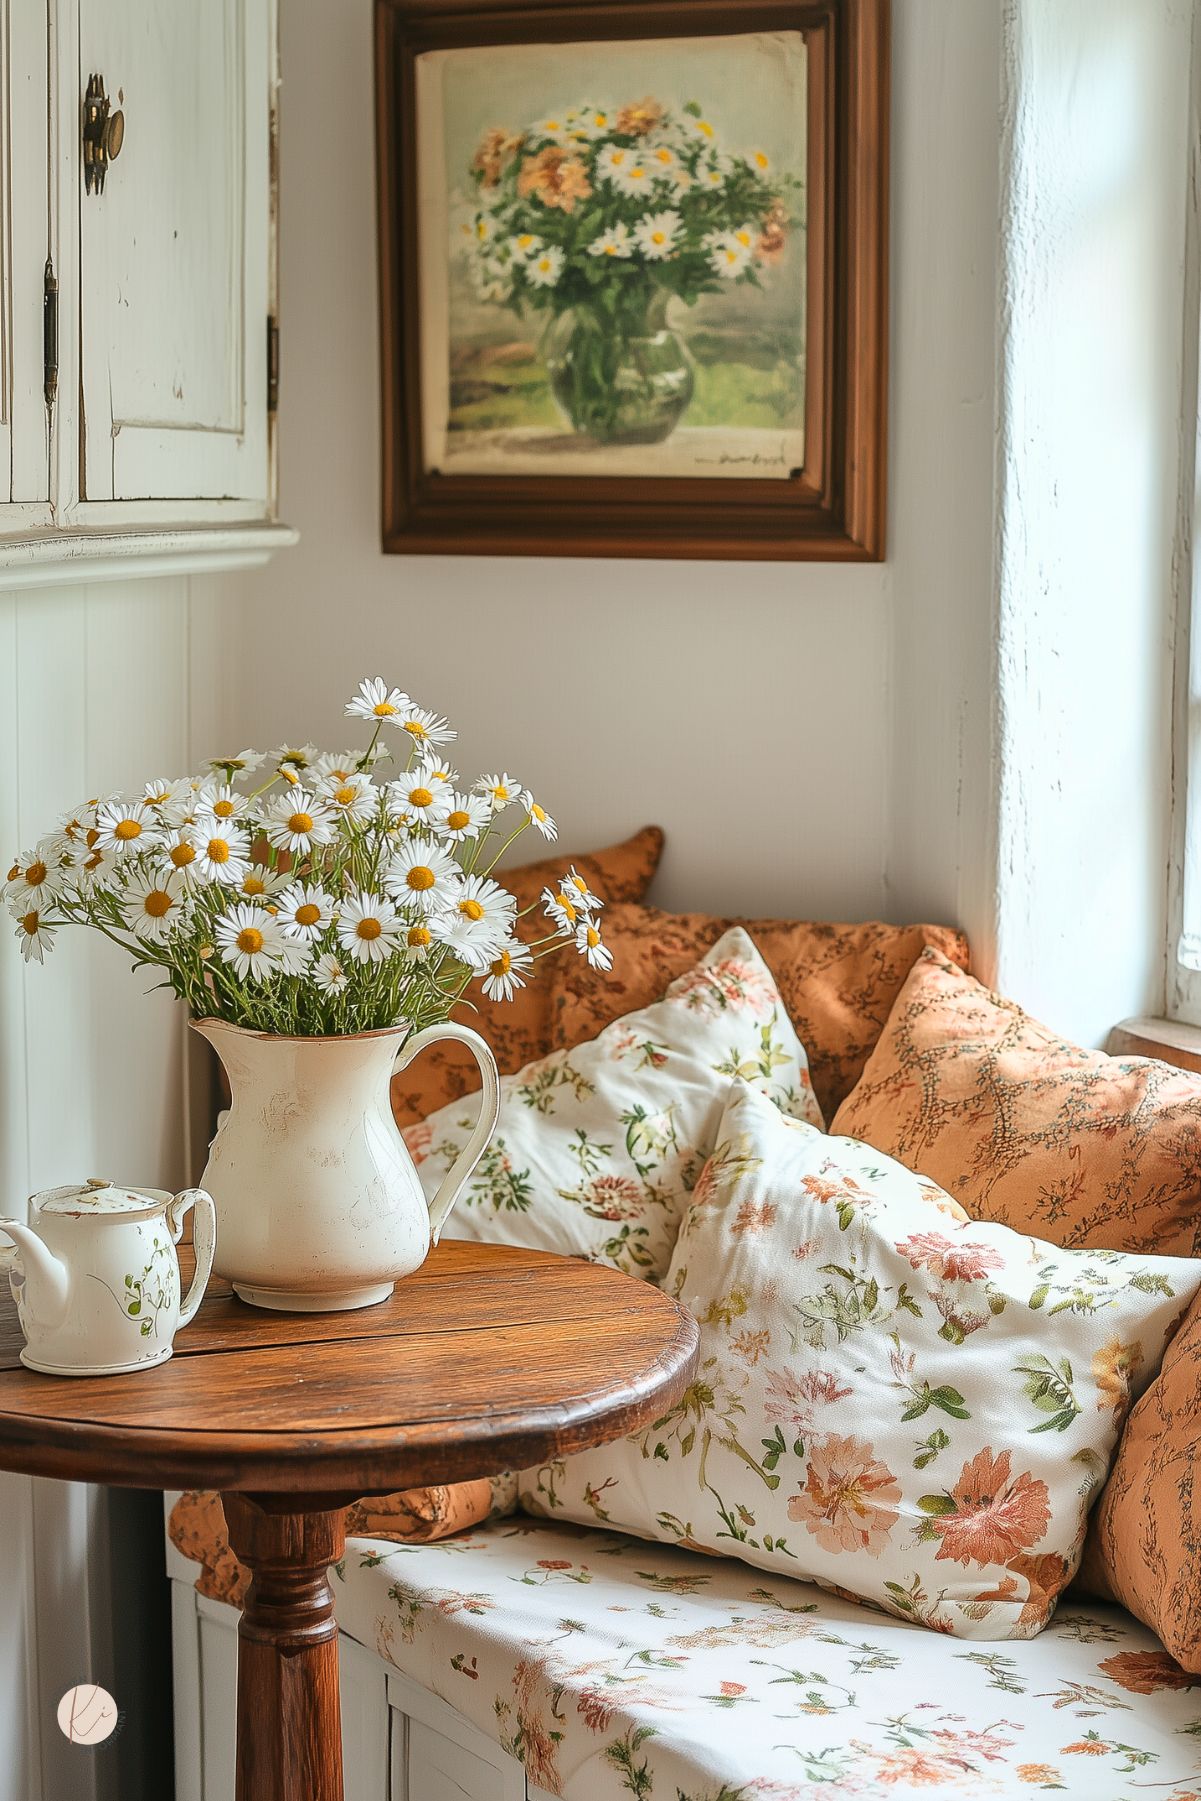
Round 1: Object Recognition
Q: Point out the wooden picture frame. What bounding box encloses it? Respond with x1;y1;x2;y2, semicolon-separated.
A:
375;0;889;560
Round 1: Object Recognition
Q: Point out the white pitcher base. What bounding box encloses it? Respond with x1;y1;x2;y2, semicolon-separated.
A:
232;1279;396;1313
20;1344;173;1377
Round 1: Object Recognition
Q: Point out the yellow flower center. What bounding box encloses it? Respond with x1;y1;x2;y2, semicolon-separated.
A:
611;150;626;165
86;828;100;849
20;911;39;935
654;148;671;164
651;232;665;245
406;865;435;892
334;785;357;807
356;917;383;941
115;818;142;842
295;903;321;927
556;893;578;924
698;120;714;137
754;151;769;168
586;926;601;948
280;766;300;785
403;721;428;740
492;949;512;976
170;842;196;868
143;890;173;919
242;874;266;895
25;861;47;886
459;898;485;922
595;113;608;126
207;838;230;864
407;925;431;949
493;784;509;801
8;862;20;880
447;809;471;832
409;787;433;809
213;798;235;818
236;927;264;955
288;812;314;835
629;167;646;181
571;875;588;895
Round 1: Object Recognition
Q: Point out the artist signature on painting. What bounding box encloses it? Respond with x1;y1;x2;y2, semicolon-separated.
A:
694;452;789;468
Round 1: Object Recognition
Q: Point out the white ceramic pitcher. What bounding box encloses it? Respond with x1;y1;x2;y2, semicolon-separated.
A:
0;1179;216;1375
191;1018;501;1312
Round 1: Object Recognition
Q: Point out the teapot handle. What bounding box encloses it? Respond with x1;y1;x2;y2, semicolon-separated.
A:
394;1024;501;1244
166;1188;217;1327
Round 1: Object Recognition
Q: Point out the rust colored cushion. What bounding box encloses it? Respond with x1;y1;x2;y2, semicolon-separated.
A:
832;948;1201;1255
550;903;970;1122
1080;1289;1201;1668
168;1481;497;1609
388;826;663;1128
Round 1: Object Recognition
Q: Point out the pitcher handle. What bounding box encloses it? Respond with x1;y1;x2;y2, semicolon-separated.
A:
166;1188;217;1328
395;1023;501;1244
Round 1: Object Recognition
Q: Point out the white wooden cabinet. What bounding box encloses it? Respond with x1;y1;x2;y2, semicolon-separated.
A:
0;0;293;584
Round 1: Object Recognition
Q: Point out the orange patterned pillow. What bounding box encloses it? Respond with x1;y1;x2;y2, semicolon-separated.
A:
550;904;970;1121
389;826;663;1128
832;949;1201;1254
1080;1290;1201;1668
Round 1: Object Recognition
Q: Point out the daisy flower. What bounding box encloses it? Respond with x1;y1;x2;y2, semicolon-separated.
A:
646;143;678;175
444;874;517;944
610;159;654;200
688;115;719;145
272;743;320;781
745;147;772;175
312;950;350;993
697;161;729;192
526;246;565;289
481;937;534;1002
402;921;434;962
542;884;583;932
313;751;363;784
522;793;557;839
94;799;161;858
587;223;634;260
508;231;544;260
321;772;377;826
6;845;62;912
274;882;337;941
196;782;248;826
13;906;56;963
396;705;457;758
561;866;602;912
234;864;290;902
276;933;315;978
48;806;96;858
424;760;458;787
194;821;251;886
121;869;189;944
160;777;210;827
576;918;613;970
205;750;264;778
729;222;757;253
597;144;632;183
262;789;336;856
387;769;452;829
214;905;287;982
438;791;491;843
709;234;752;278
142;777;192;812
337;890;404;964
383;841;461;914
475;772;522;812
633;210;682;260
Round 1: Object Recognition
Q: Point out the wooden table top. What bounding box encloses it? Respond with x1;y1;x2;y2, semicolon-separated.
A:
0;1240;698;1493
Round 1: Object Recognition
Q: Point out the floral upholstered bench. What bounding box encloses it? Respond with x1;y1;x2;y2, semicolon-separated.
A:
166;1512;1201;1800
168;914;1201;1800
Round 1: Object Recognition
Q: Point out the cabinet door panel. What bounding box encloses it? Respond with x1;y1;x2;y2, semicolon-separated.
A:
0;0;50;506
79;0;269;503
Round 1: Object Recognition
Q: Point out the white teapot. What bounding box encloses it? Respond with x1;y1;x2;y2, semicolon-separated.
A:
0;1179;216;1375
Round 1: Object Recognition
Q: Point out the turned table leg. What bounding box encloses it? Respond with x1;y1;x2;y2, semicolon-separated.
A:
222;1492;351;1801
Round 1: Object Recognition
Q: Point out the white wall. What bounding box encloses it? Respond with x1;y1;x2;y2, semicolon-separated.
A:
0;576;198;1801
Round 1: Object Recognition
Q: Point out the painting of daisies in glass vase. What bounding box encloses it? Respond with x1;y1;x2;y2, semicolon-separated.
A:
415;30;808;480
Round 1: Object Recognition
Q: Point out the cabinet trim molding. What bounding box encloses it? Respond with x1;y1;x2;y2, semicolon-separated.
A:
0;521;298;590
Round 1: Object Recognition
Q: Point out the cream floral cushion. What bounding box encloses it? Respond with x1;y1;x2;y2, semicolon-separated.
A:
521;1081;1201;1639
406;928;823;1280
333;1518;1201;1801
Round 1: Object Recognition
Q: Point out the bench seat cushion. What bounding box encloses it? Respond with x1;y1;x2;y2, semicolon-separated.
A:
332;1517;1201;1800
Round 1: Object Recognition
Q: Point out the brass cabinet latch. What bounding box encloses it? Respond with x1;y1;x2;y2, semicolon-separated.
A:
83;74;124;195
43;257;58;414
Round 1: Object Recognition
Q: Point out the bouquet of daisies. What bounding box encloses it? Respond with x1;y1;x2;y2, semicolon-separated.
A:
462;95;794;318
4;677;612;1036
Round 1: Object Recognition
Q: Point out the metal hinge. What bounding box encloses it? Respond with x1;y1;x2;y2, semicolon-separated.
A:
267;315;279;414
43;257;58;415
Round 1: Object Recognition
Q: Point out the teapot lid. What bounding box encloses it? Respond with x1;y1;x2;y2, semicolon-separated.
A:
32;1178;166;1219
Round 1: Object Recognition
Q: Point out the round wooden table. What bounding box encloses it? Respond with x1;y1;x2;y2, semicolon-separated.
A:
0;1239;698;1801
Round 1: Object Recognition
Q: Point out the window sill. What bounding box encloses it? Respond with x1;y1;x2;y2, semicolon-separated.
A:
1108;1016;1201;1076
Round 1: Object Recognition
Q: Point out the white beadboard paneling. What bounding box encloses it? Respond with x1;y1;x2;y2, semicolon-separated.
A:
0;575;194;1801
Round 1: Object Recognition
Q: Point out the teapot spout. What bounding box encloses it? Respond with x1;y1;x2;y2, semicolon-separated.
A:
0;1220;71;1329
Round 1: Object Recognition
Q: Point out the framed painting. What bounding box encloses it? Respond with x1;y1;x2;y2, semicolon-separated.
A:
375;0;888;560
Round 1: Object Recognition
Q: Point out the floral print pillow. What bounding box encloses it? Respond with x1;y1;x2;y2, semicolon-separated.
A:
406;928;822;1279
521;1080;1201;1640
